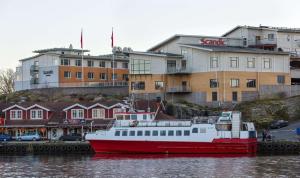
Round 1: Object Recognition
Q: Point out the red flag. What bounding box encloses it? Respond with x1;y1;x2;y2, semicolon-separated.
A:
111;28;114;48
80;29;83;49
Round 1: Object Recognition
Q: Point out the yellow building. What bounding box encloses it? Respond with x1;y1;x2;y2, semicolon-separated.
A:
128;35;290;105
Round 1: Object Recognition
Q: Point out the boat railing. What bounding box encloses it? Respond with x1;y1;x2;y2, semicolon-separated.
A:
106;120;116;130
113;120;192;128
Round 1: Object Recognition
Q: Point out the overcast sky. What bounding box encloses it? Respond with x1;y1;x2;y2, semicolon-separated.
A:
1;0;300;69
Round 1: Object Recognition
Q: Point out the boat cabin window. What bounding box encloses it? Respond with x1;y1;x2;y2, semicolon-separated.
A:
145;130;151;136
221;113;231;117
129;131;135;136
168;130;174;136
184;130;190;136
131;114;137;120
137;130;143;136
200;128;206;133
152;130;158;136
116;115;123;120
115;130;120;136
192;128;198;133
160;130;166;136
215;124;231;131
122;130;128;136
124;115;130;120
143;114;147;120
176;130;182;136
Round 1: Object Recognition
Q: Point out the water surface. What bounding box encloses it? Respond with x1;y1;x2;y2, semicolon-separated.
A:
0;154;299;177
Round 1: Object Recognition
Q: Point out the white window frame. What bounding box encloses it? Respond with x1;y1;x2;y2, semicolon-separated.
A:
100;73;107;80
64;71;71;78
76;72;82;79
263;58;271;69
230;57;239;68
30;109;43;120
210;57;218;68
10;110;22;120
92;109;105;119
247;58;255;68
71;109;84;119
230;79;240;88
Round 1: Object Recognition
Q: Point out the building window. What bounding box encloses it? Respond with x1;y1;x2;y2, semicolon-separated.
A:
122;62;128;69
268;34;275;41
88;72;94;79
210;57;218;68
247;58;255;68
10;110;22;120
181;49;188;59
87;60;94;67
131;81;145;90
75;60;82;66
112;74;117;80
131;59;151;74
230;79;239;88
113;108;123;118
210;79;218;88
60;59;70;66
277;75;285;84
71;109;84;119
111;62;117;68
232;92;238;102
263;58;271;69
92;109;105;119
30;109;43;119
230;57;239;68
64;71;71;78
99;61;106;67
122;74;128;81
100;73;107;80
246;79;256;88
212;92;218;101
76;72;82;79
243;38;247;46
155;81;164;90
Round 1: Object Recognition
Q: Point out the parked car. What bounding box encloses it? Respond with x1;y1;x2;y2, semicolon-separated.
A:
59;133;82;141
270;120;289;129
0;134;12;141
17;133;41;141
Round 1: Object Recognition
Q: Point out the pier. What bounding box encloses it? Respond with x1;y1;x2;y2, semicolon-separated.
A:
0;141;299;155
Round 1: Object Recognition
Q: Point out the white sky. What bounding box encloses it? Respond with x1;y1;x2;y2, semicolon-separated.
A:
1;0;300;69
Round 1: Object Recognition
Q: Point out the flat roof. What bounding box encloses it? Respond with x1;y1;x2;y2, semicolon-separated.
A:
128;51;183;58
33;48;90;53
148;34;242;52
180;44;289;55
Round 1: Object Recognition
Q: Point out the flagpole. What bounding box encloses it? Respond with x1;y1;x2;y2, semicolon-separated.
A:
81;28;84;86
112;27;115;87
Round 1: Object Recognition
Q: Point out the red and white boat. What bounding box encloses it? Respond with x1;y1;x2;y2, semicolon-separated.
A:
86;110;257;154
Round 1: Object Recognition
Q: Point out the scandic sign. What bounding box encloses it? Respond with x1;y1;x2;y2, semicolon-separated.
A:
200;38;225;46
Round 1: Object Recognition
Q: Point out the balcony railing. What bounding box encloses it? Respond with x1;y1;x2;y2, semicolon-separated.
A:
254;39;277;45
166;86;192;93
166;67;191;74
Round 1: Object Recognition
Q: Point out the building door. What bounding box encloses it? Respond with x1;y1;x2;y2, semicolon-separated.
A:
232;92;238;102
255;36;261;44
182;81;187;91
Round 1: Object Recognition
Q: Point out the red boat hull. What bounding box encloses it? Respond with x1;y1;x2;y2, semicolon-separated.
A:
88;138;257;154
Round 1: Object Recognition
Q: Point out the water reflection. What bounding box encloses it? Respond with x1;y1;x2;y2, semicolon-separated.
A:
0;154;299;177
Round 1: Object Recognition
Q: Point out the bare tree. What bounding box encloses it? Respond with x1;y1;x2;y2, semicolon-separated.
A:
0;69;15;95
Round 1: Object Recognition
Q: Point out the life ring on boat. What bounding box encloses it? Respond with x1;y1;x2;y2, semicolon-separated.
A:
129;120;139;127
